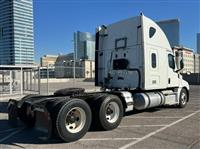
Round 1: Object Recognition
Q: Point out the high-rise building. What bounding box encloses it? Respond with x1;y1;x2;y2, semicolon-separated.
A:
157;19;180;47
197;33;200;54
74;31;95;60
0;0;34;65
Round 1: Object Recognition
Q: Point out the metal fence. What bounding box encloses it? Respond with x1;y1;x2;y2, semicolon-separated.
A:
0;66;40;98
0;66;98;98
0;70;22;95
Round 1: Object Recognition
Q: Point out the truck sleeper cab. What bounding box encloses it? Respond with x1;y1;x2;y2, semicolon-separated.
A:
8;14;189;143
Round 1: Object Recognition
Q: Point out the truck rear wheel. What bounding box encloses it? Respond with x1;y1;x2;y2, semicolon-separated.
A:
92;95;123;130
178;88;188;108
55;99;91;142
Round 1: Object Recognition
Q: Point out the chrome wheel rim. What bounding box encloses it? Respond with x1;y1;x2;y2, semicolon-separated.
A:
105;102;120;123
181;92;187;105
65;107;86;133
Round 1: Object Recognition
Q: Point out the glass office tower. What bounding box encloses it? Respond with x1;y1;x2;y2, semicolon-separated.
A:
74;31;95;60
0;0;34;65
157;19;180;48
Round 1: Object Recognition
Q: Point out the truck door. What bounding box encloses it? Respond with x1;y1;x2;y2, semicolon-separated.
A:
167;53;179;88
148;49;160;89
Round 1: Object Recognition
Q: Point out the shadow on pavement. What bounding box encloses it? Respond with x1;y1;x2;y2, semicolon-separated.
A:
0;123;66;146
0;101;57;146
0;100;106;146
125;107;162;116
125;105;181;116
0;100;189;146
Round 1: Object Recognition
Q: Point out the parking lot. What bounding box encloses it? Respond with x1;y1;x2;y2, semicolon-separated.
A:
0;85;199;149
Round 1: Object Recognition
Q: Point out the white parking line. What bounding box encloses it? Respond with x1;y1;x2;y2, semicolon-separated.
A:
119;125;166;128
80;137;140;141
0;127;24;143
147;110;198;113
80;125;167;142
181;110;200;112
188;103;200;105
125;116;182;119
119;110;200;149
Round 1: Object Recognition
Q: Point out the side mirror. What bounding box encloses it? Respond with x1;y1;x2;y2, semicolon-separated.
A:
175;59;184;73
175;49;184;73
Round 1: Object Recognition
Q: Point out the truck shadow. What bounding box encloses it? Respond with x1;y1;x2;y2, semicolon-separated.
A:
0;122;71;146
0;101;64;146
0;103;182;146
125;105;179;116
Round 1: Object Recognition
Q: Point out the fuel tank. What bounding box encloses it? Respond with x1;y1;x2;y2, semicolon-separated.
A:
133;92;165;110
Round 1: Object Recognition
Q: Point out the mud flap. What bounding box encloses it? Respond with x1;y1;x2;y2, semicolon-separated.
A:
7;99;19;127
34;107;52;140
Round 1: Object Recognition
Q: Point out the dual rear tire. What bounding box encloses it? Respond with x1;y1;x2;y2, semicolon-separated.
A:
54;95;124;142
48;95;123;142
17;94;124;142
90;94;124;131
52;99;92;142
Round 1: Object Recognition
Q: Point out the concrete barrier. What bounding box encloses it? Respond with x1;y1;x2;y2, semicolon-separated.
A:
40;78;85;83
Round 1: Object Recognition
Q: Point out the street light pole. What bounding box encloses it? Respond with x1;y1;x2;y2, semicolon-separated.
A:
71;39;76;87
73;53;76;87
47;64;49;95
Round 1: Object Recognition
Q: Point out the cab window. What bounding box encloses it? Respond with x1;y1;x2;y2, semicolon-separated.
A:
151;53;157;68
168;54;175;70
149;27;156;38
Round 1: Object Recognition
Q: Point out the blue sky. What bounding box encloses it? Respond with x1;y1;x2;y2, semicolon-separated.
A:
34;0;200;62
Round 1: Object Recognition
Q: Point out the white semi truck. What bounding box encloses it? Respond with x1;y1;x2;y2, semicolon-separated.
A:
8;14;189;142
